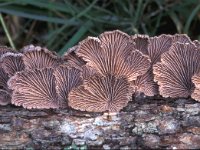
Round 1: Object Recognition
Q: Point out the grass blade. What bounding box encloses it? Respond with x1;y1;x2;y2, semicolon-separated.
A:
184;4;200;34
58;20;93;55
0;13;16;49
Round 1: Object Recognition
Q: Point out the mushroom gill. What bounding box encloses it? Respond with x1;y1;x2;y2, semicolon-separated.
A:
0;46;15;56
0;67;9;90
153;42;200;98
130;34;172;96
192;73;200;102
22;45;60;70
172;34;192;44
69;74;131;112
76;30;150;81
53;65;83;107
1;52;25;77
8;68;59;109
63;46;86;69
0;89;11;106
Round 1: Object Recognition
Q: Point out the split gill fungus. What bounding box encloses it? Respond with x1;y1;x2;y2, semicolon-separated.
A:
0;30;200;113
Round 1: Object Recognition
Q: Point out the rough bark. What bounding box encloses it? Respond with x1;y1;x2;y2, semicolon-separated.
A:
0;96;200;149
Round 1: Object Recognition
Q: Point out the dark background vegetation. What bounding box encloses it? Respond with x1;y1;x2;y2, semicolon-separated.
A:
0;0;200;55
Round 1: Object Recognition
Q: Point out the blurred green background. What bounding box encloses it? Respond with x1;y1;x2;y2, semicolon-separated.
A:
0;0;200;55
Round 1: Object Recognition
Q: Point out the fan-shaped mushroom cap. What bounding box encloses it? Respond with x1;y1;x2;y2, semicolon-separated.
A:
0;89;11;105
172;34;192;44
0;46;15;56
76;30;150;81
8;68;59;109
1;52;25;77
153;42;200;98
69;75;131;112
22;45;60;70
191;73;200;102
81;65;99;80
63;46;86;69
0;67;9;90
131;34;149;55
130;34;172;96
131;69;159;96
148;34;173;64
21;45;42;53
193;40;200;48
53;65;82;107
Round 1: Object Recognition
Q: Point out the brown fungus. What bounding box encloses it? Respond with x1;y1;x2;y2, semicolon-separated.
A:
191;73;200;102
131;69;158;96
81;65;99;80
53;65;83;107
76;30;150;81
131;34;149;55
63;46;86;69
0;89;11;106
0;46;15;56
193;40;200;48
153;42;200;98
0;67;9;90
130;34;172;96
147;34;173;65
8;68;59;109
69;75;131;112
172;34;192;44
22;45;60;70
1;52;25;77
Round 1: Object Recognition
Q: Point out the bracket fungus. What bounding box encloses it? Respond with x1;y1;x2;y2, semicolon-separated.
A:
76;30;150;81
193;40;200;48
0;67;9;90
22;45;60;70
191;73;200;101
0;89;11;106
69;75;131;112
130;34;172;96
1;31;200;111
172;34;192;44
0;46;15;55
131;34;149;55
67;30;151;112
0;46;17;105
153;42;200;98
53;65;83;107
8;68;59;109
1;52;25;77
63;46;86;69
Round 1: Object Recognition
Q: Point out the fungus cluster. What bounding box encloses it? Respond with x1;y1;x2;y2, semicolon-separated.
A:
1;30;200;112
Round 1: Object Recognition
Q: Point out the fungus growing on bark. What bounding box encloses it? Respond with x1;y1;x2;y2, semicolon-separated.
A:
76;30;150;81
53;65;82;107
22;45;60;70
1;53;25;77
81;65;99;80
8;68;59;109
63;46;86;69
69;75;131;112
131;69;158;96
147;35;173;65
130;34;172;96
191;73;200;102
131;34;149;55
0;67;9;90
0;46;15;56
0;89;11;106
172;34;192;44
153;42;200;98
193;40;200;48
